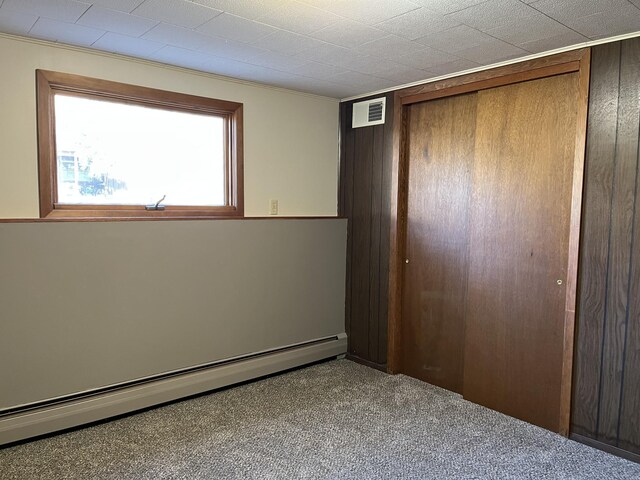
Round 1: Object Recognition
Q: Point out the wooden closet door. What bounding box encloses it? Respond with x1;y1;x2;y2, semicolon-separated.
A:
463;73;579;432
401;93;477;393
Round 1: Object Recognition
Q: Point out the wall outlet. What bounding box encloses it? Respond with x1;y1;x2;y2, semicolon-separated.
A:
269;199;278;215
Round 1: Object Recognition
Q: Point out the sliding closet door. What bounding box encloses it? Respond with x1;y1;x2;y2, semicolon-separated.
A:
401;93;477;393
463;73;579;432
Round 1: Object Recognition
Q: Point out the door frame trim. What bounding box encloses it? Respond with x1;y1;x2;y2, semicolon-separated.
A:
386;49;591;436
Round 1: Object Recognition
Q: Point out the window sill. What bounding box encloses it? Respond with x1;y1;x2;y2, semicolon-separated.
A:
0;216;344;223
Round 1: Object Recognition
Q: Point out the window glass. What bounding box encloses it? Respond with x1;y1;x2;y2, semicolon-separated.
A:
36;69;243;218
54;94;226;207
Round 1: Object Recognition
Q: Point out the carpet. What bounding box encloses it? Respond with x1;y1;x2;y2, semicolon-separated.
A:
1;359;639;479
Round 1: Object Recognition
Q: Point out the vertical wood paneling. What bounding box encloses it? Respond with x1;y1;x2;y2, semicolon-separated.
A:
619;138;640;452
368;124;384;363
598;38;640;444
612;37;640;455
378;94;394;364
572;42;621;438
572;37;640;457
350;126;374;359
340;93;394;368
338;41;640;456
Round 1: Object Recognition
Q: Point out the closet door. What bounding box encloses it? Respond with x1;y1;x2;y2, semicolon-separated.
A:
463;73;579;432
401;93;477;393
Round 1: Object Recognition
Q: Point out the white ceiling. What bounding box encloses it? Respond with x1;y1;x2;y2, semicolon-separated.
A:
0;0;639;99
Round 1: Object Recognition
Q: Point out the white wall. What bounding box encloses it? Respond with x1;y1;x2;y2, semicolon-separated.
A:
0;34;339;218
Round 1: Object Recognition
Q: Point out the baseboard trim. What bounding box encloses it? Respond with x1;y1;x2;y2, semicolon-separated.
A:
346;354;387;372
0;333;347;446
571;433;640;464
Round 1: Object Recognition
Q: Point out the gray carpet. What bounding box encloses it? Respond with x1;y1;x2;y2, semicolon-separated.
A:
1;359;639;479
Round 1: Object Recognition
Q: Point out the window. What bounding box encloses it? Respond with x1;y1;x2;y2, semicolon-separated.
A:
36;70;243;219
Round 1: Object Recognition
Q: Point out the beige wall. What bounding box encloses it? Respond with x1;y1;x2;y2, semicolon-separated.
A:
0;219;347;409
0;34;339;218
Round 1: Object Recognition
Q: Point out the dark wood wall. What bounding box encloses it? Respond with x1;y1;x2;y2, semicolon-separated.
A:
571;38;640;460
340;38;640;460
339;93;394;369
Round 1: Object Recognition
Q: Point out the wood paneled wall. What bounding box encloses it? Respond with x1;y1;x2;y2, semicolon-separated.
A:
341;40;640;460
339;93;394;368
571;38;640;460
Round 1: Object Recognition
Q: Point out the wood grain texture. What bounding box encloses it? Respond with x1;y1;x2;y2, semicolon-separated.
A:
559;48;591;437
572;37;640;457
36;70;55;218
387;49;589;382
463;74;579;432
597;38;640;445
618;44;640;451
36;70;244;219
346;353;388;372
340;93;395;368
400;93;476;393
387;93;409;374
368;122;384;363
350;125;373;358
571;433;640;464
401;62;580;105
617;47;640;457
398;50;585;104
618;117;640;452
571;42;621;439
378;93;395;364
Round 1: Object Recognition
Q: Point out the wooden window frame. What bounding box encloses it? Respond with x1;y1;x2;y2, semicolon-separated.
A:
36;70;244;219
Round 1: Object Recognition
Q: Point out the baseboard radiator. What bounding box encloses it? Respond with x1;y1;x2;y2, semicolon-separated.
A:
0;334;346;446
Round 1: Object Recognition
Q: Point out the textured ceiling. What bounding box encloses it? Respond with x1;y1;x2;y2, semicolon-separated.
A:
0;0;639;99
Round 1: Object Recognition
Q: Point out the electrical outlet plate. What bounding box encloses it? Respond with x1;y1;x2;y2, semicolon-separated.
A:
269;199;278;215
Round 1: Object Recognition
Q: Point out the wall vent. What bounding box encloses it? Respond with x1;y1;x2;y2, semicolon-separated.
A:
352;97;386;128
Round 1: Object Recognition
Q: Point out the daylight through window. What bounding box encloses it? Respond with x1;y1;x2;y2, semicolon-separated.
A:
37;70;243;219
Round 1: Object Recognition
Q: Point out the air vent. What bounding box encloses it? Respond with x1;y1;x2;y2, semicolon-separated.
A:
352;97;386;128
368;101;384;121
